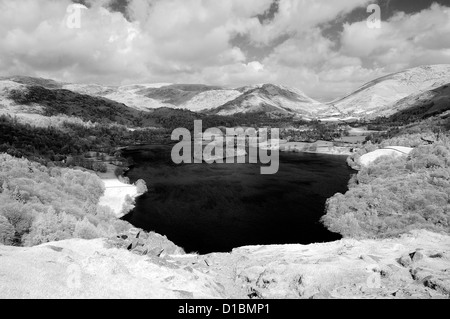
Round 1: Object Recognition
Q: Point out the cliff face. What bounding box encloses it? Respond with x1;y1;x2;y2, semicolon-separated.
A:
1;230;449;299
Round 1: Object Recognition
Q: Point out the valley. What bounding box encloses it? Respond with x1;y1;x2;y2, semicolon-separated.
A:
1;64;450;299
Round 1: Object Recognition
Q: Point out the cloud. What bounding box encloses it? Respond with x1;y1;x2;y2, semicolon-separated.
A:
253;2;450;100
0;0;449;101
0;0;275;84
340;3;450;70
247;0;371;45
0;0;146;82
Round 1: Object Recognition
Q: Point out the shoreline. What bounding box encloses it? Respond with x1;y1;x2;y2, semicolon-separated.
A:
258;139;357;156
98;177;141;218
264;142;355;156
280;147;354;156
97;163;145;219
102;143;354;221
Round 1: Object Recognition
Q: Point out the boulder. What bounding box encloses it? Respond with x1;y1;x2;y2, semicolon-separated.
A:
147;247;165;257
138;232;149;240
132;246;148;256
410;250;425;263
128;228;141;238
397;255;412;267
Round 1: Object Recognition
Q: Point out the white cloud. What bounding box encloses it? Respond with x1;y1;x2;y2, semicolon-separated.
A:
341;3;450;70
0;0;449;101
247;0;371;45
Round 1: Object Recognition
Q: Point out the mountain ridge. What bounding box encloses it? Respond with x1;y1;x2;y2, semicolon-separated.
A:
329;64;450;119
2;64;450;120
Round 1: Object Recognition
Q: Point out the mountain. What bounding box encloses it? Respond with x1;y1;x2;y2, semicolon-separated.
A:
62;83;240;112
0;78;274;131
3;64;450;120
330;65;450;119
63;83;174;111
0;75;64;89
206;84;329;116
63;82;327;116
388;83;450;123
0;78;163;127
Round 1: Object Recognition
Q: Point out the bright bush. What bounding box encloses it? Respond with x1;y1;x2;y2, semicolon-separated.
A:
323;137;450;238
73;217;101;240
0;153;124;246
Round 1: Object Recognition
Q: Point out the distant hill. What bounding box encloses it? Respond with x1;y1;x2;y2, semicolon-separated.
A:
206;84;329;116
2;64;450;121
0;75;65;89
329;65;450;119
62;82;328;116
388;83;450;123
4;83;150;126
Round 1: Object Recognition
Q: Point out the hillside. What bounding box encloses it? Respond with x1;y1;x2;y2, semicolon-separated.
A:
0;76;64;89
0;79;226;130
0;153;131;246
3;65;450;120
330;65;450;119
63;83;176;111
207;84;329;116
5;84;150;127
388;83;450;123
4;66;450;120
3;78;326;116
0;78;303;134
65;82;328;116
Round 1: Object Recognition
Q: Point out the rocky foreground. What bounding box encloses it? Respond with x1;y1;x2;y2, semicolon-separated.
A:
0;229;449;299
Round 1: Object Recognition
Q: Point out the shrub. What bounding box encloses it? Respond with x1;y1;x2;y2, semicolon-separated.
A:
120;194;135;216
73;217;101;240
0;154;116;246
92;162;107;173
23;210;77;246
0;202;33;244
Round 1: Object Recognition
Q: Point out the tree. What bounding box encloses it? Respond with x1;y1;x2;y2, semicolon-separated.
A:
92;162;107;173
323;139;450;238
0;202;33;244
23;209;77;246
0;215;15;245
73;217;100;240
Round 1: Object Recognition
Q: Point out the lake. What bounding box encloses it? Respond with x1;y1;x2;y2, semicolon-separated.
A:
122;145;355;254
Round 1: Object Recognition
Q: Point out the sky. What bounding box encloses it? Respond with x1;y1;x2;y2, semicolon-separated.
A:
0;0;450;101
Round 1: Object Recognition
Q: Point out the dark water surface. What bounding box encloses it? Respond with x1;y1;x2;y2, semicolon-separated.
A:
122;145;355;254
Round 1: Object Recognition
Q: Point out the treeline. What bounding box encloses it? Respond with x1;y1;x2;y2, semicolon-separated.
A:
367;107;450;131
281;122;348;142
140;109;302;131
0;114;167;165
322;136;450;238
364;114;450;145
0;154;131;246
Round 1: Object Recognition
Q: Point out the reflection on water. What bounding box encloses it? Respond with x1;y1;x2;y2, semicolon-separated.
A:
122;145;355;254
